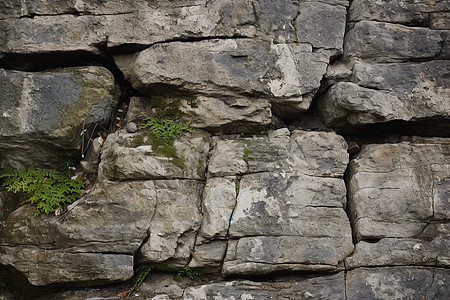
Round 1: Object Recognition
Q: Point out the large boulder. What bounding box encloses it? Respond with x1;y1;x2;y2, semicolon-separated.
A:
0;66;118;169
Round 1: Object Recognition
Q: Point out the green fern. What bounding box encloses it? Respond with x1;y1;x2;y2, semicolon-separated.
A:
138;114;195;141
0;166;85;216
175;266;202;281
134;264;153;288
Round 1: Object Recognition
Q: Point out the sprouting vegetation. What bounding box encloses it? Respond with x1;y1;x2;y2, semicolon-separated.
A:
0;165;84;216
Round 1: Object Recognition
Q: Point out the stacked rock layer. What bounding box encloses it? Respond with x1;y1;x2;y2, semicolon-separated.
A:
0;0;449;299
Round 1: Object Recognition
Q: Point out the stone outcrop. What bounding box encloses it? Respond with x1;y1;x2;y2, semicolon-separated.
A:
0;0;449;299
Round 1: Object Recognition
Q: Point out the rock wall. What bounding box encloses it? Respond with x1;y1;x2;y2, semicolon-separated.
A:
0;0;449;299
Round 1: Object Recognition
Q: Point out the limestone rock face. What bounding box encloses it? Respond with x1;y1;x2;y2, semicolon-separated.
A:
346;267;450;300
116;40;329;114
319;0;450;135
99;130;210;181
346;141;450;272
319;61;450;129
348;142;449;241
0;180;157;285
0;67;118;169
124;96;272;134
1;0;450;297
0;177;204;284
193;129;353;275
184;272;345;300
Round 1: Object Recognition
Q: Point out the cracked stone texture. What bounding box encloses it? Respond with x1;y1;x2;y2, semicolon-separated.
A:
200;129;353;275
184;272;345;299
0;67;118;169
346;223;450;269
0;178;203;285
319;1;450;135
318;60;450;132
346;267;450;300
0;180;156;285
1;0;349;121
99;129;210;181
349;0;450;29
116;39;329;115
123;96;272;134
0;0;348;52
345;21;446;61
348;142;450;242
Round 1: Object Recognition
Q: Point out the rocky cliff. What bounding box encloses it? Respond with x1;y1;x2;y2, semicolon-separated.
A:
0;0;449;299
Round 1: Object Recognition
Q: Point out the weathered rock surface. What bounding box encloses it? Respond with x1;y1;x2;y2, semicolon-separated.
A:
346;224;450;269
348;142;449;242
345;21;445;61
346;267;450;300
116;40;329;115
349;0;450;29
184;272;345;300
0;176;203;284
1;0;450;297
319;61;450;134
138;180;204;267
197;129;353;275
99;130;210;181
124;96;272;134
0;67;118;169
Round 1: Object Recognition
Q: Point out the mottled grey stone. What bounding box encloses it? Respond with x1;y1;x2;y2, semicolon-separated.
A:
189;241;228;271
346;223;450;269
184;272;345;299
344;21;444;61
208;130;348;178
0;247;132;286
347;143;450;241
206;130;352;275
252;0;299;43
0;15;105;55
0;67;118;169
138;180;203;267
99;130;210;181
123;95;271;134
295;1;347;52
117;40;329;113
318;61;450;129
349;0;450;28
199;176;237;241
0;180;157;285
346;267;450;300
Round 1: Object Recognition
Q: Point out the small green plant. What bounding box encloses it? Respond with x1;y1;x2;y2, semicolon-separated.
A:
138;114;194;169
235;176;241;196
134;264;153;288
139;114;195;141
243;147;253;163
175;266;202;281
0;166;85;216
